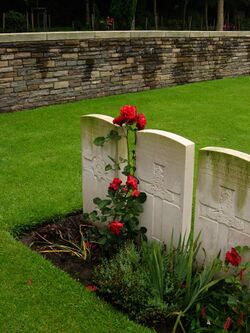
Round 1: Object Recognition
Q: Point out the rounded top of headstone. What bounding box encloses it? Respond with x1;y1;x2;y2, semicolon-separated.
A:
201;147;250;163
137;129;194;147
82;114;114;122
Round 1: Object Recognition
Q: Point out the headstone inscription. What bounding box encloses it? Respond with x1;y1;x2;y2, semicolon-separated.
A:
136;129;195;245
81;114;127;212
195;147;250;262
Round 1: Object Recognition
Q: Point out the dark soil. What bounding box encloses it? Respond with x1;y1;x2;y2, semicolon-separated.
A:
21;213;101;285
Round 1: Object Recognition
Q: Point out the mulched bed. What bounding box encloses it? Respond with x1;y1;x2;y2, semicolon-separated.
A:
20;213;100;286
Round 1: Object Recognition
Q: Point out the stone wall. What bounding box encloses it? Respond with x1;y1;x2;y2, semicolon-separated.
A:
0;31;250;112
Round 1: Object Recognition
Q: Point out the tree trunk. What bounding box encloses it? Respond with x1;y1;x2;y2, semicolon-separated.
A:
131;17;135;30
85;0;90;26
153;0;158;30
216;0;224;31
205;0;208;31
130;0;138;30
3;13;6;32
183;0;189;30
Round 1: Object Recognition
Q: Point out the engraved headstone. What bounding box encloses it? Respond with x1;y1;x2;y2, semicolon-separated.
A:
195;147;250;262
136;130;195;245
81;114;127;213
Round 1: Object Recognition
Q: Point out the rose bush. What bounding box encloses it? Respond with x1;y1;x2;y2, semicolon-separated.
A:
84;105;147;251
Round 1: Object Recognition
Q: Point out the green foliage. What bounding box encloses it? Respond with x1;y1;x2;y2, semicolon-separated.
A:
187;279;250;332
93;240;184;325
240;17;250;30
86;181;147;250
142;241;166;302
93;242;152;319
110;0;132;29
5;11;26;32
94;239;250;332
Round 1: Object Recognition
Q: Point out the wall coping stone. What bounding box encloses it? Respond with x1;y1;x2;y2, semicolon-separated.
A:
0;30;250;43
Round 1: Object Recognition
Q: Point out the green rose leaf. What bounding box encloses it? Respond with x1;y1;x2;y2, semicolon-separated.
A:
94;136;106;146
105;164;113;171
100;216;107;223
93;197;102;205
140;226;147;234
82;212;89;220
98;236;108;245
89;210;99;221
98;199;112;209
135;203;144;213
122;165;130;176
137;192;147;203
102;207;112;215
107;130;121;141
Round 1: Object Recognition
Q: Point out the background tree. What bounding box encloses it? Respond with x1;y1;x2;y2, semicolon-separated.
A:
153;0;158;29
110;0;138;30
216;0;224;30
183;0;191;29
85;0;90;26
130;0;138;29
2;0;250;31
205;0;209;29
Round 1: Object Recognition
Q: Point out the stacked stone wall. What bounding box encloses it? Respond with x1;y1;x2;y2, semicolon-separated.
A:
0;31;250;112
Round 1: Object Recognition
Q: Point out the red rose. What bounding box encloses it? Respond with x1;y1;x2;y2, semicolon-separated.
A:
132;189;140;197
120;105;137;124
225;248;242;267
238;312;244;327
109;178;122;191
126;175;138;190
85;241;92;248
113;115;125;126
109;221;124;236
224;317;233;331
239;268;245;281
136;113;147;130
86;284;97;292
201;306;206;319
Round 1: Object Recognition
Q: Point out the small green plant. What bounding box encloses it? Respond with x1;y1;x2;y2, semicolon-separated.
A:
141;241;166;302
93;242;152;319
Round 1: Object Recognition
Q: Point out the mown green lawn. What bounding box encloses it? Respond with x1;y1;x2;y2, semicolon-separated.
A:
0;76;249;332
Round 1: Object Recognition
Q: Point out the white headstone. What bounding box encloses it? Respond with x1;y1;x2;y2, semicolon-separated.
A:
81;114;127;213
136;130;195;245
195;147;250;262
